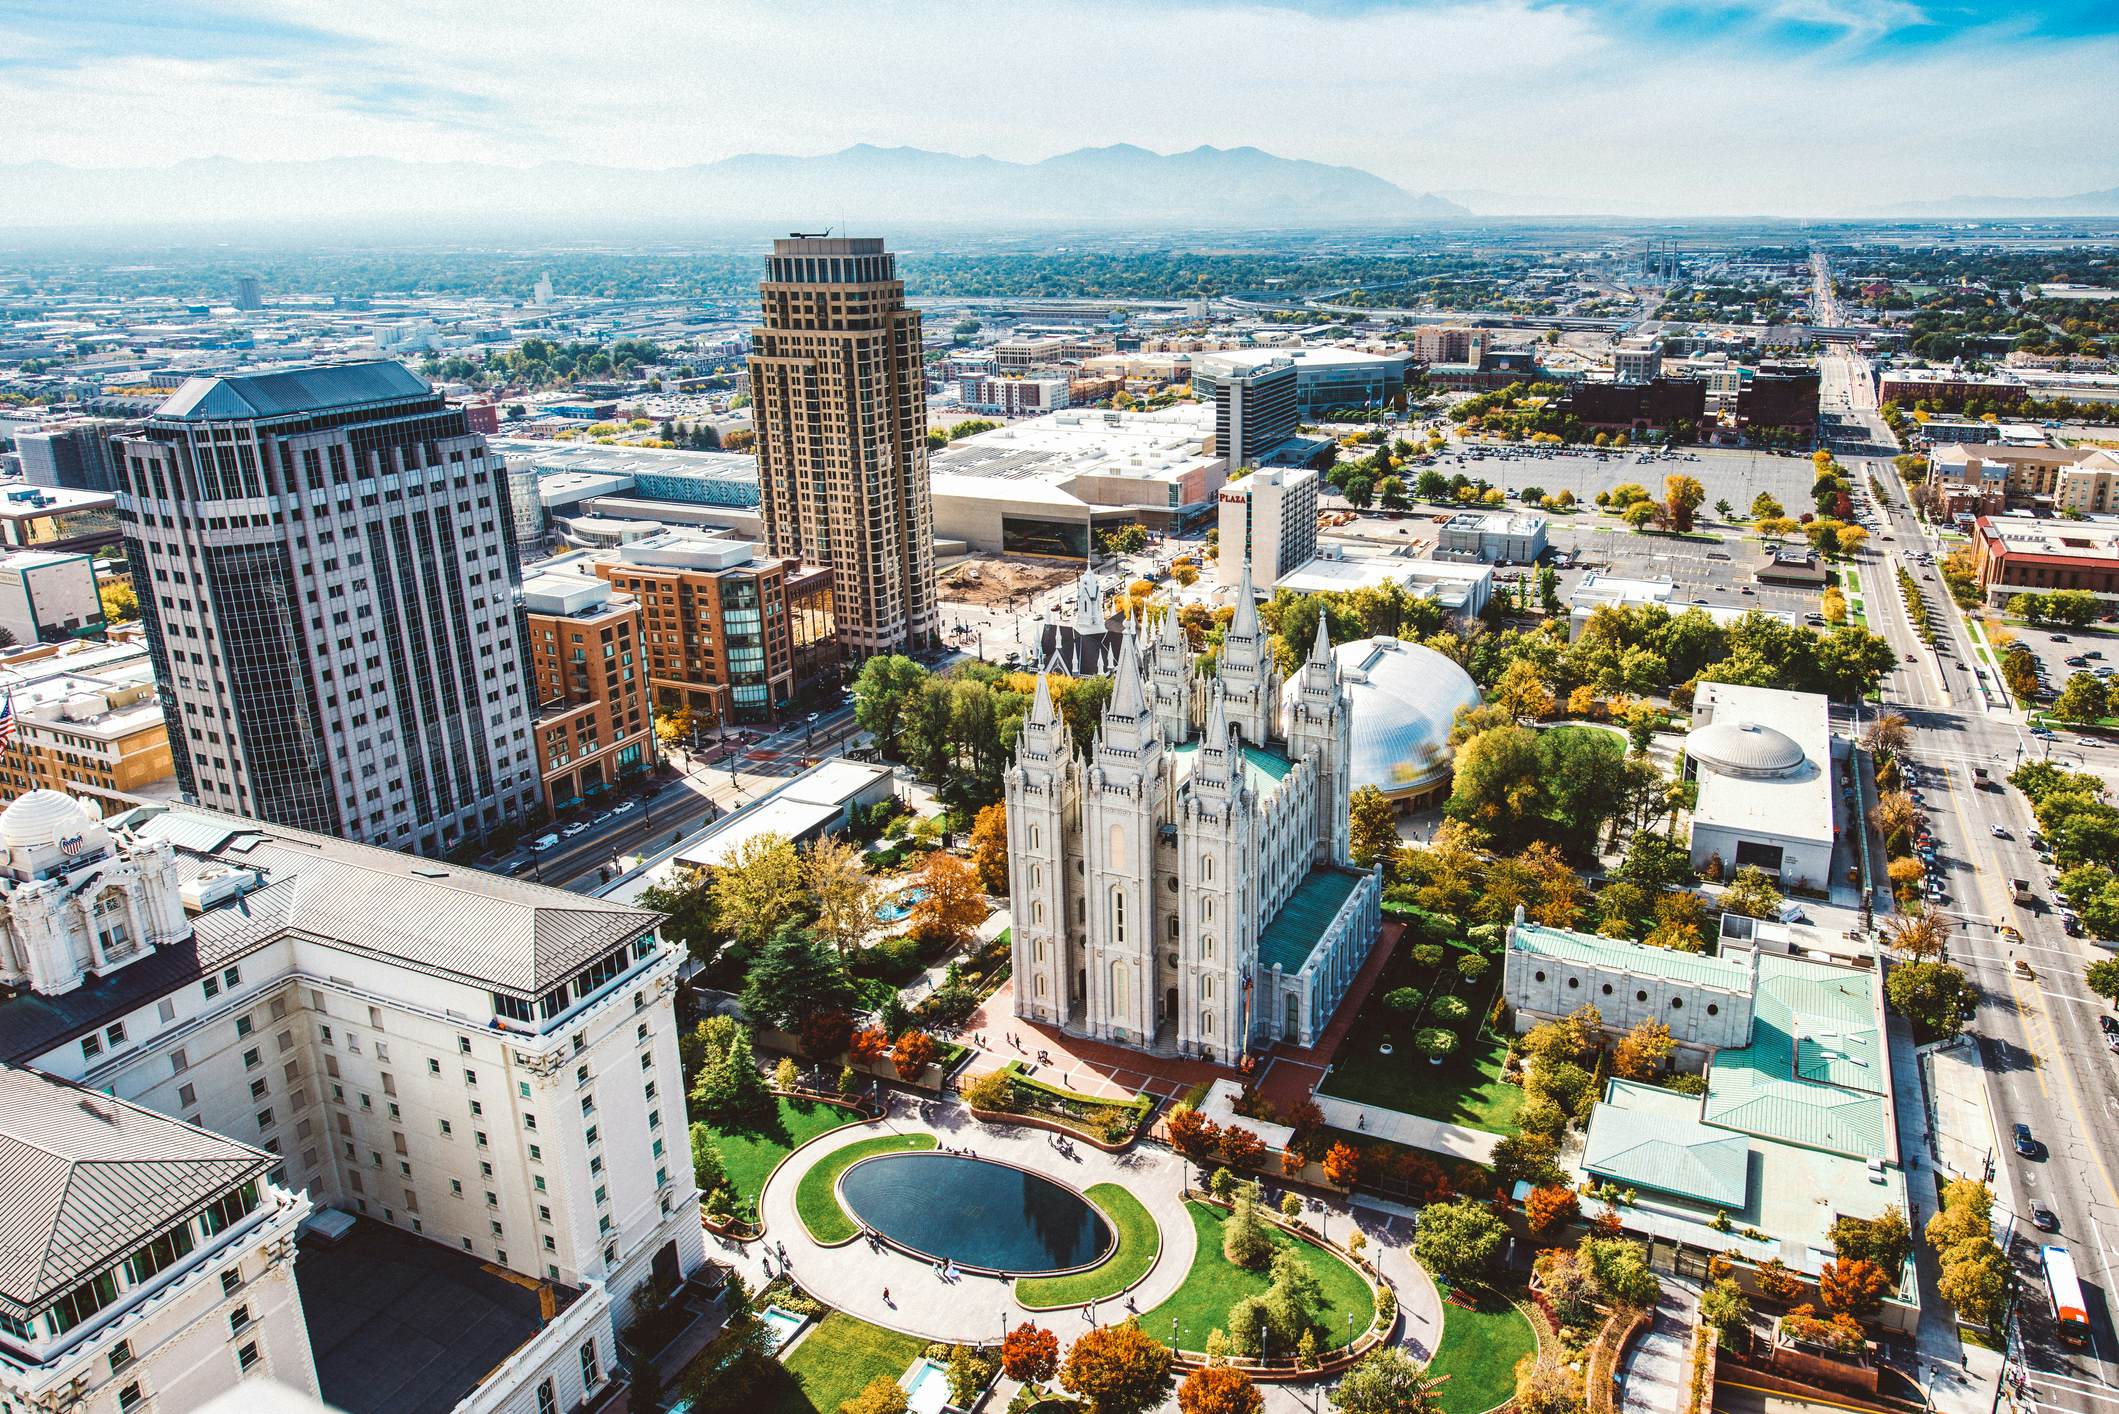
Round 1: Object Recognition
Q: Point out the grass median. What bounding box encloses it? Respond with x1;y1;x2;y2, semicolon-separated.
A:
794;1133;938;1244
1015;1183;1160;1308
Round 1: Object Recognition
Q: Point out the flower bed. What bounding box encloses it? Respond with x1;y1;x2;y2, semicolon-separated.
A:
970;1060;1153;1145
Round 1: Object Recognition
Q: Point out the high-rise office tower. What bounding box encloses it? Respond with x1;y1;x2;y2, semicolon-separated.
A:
114;361;540;853
232;274;263;310
749;235;937;658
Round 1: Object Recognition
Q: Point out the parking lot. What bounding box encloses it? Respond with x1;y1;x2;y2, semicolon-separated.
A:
1404;443;1823;514
1992;617;2119;706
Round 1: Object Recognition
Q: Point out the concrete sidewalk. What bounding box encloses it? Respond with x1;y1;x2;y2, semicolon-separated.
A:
1310;1095;1501;1164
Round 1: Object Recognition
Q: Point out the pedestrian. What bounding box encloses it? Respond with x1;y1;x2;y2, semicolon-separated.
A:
1357;1114;1366;1131
883;1287;892;1305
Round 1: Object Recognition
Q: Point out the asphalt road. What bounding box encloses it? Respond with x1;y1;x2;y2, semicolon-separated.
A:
1826;345;2119;1413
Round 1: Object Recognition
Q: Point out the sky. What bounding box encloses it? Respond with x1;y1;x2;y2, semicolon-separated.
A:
3;0;2117;217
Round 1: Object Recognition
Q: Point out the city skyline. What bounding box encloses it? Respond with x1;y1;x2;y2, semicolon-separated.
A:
5;0;2117;218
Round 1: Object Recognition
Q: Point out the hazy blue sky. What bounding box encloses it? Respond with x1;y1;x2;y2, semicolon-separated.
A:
5;0;2115;214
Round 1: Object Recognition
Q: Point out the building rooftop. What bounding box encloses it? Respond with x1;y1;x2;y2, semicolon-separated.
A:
0;1066;271;1319
931;405;1220;491
1580;1079;1751;1208
1257;866;1367;976
1688;683;1834;848
1509;920;1755;993
153;360;432;422
1701;952;1888;1159
1318;636;1482;798
1170;738;1294;799
295;1216;582;1414
1192;347;1407;375
1976;514;2119;563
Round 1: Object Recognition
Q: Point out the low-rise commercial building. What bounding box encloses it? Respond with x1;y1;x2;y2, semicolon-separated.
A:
1925;444;2119;518
608;758;896;900
0;549;103;645
0;640;175;810
588;531;836;725
0;484;122;554
1561;377;1706;439
521;570;656;812
1685;682;1835;889
1273;547;1493;616
1971;514;2119;602
1434;509;1548;564
1880;365;2119;409
1733;362;1821;446
12;417;133;493
1567;575;1800;637
960;375;1071;417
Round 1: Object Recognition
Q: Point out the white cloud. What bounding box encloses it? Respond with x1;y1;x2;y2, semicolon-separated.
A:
1;0;2112;215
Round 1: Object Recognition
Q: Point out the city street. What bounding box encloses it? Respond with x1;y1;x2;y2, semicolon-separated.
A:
1824;340;2119;1413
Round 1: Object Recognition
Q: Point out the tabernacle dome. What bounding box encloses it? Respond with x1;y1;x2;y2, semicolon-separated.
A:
1296;636;1483;807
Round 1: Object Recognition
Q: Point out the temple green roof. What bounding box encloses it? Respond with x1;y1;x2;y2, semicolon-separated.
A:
1580;1081;1752;1208
1171;739;1293;797
1258;867;1365;975
1508;921;1753;992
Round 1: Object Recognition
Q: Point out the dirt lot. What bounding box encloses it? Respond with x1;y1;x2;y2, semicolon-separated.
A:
937;555;1080;608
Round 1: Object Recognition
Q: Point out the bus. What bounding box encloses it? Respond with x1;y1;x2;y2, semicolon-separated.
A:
2043;1244;2092;1347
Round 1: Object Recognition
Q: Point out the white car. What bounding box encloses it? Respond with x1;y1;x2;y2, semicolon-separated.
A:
613;801;639;815
561;821;590;838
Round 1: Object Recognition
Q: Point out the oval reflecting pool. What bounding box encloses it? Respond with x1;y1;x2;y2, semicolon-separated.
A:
839;1152;1113;1274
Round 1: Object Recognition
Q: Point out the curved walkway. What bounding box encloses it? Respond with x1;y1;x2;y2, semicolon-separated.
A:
720;1095;1443;1362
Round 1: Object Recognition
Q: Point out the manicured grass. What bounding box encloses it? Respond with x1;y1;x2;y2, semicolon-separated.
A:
769;1311;927;1414
706;1095;870;1206
1136;1202;1372;1353
795;1133;938;1243
1016;1183;1161;1307
1319;941;1522;1136
1427;1290;1537;1414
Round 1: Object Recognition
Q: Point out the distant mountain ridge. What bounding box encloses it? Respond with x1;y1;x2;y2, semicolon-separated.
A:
0;144;1471;229
1889;185;2119;216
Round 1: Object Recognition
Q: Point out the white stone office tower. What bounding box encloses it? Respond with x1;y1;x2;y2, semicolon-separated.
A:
114;363;540;855
1005;567;1379;1059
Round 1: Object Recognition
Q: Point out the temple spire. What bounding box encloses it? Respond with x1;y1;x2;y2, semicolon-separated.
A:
1309;611;1331;666
1109;627;1148;718
1030;672;1056;726
1230;561;1260;639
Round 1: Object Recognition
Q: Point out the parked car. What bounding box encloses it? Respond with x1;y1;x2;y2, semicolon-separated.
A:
531;833;561;852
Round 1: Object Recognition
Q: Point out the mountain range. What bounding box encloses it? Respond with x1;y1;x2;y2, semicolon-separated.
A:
1890;185;2119;216
0;144;1471;230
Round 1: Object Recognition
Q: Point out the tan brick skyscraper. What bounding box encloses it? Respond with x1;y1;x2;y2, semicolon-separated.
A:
749;235;937;658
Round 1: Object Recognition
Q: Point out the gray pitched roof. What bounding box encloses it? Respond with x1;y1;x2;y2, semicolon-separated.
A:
154;361;433;423
125;804;661;997
0;1067;269;1317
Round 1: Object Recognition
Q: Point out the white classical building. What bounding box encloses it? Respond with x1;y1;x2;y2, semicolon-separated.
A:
0;787;706;1414
1005;570;1381;1059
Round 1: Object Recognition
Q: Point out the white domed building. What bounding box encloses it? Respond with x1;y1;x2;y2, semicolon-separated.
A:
0;788;189;996
1299;637;1483;809
1683;682;1834;891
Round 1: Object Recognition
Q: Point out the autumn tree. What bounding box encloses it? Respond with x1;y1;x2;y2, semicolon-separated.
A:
1524;1185;1580;1239
1321;1141;1362;1189
969;803;1011;894
891;1030;939;1078
710;832;806;950
1002;1322;1060;1385
1883;910;1950;962
1218;1126;1267;1171
1663;474;1706;533
910;850;987;947
842;1375;910;1414
1861;712;1910;759
1644;889;1708;952
1754;1257;1805;1303
1165;1104;1220;1162
1348;785;1399;869
1818;1258;1889;1320
1059;1321;1173;1414
1611;1019;1675;1081
1721;865;1783;921
847;1027;889;1063
1177;1365;1263;1414
806;836;879;954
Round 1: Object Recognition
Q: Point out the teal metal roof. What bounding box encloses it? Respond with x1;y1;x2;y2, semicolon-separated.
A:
1508;922;1752;992
1701;953;1886;1159
1171;740;1293;797
155;361;434;423
1581;1081;1751;1208
1258;867;1365;975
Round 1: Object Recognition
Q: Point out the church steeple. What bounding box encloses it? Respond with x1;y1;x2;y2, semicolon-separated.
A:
1216;562;1279;744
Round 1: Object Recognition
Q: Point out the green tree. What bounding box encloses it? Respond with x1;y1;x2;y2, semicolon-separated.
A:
1582;1236;1660;1309
1413;1198;1506;1289
739;922;855;1033
2085;957;2119;1005
1348;785;1399;868
851;654;930;760
1222;1186;1275;1270
1700;1278;1751;1348
2053;672;2109;724
1722;865;1783;920
689;1030;773;1127
1750;492;1784;520
1885;962;1971;1039
1328;1349;1440;1414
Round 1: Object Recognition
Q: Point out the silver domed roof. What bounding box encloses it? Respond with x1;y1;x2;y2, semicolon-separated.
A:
1686;719;1806;778
1307;637;1482;798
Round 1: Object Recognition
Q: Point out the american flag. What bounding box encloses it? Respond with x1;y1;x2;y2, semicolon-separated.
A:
0;690;14;754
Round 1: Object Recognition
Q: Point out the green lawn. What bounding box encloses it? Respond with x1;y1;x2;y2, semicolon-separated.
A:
1318;941;1522;1136
794;1134;938;1243
705;1095;870;1207
1136;1202;1373;1354
769;1312;928;1414
1016;1184;1161;1308
1427;1290;1538;1414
